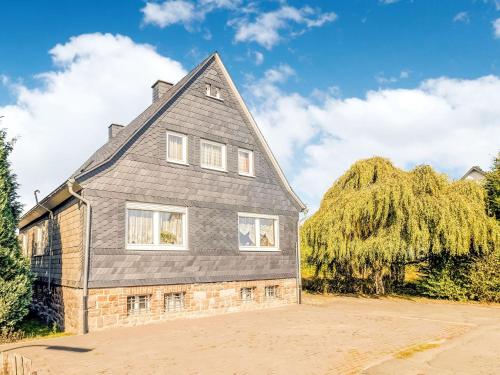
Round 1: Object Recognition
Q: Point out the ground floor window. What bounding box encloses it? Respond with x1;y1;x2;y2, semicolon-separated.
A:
127;295;151;314
240;287;254;303
265;285;279;299
165;292;185;312
126;202;187;251
238;213;279;251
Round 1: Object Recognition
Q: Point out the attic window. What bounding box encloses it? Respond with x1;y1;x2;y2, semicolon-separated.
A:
205;83;222;100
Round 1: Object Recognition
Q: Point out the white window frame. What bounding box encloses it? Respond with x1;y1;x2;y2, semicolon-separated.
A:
34;226;44;256
265;285;279;299
238;148;254;177
22;234;29;257
205;83;223;101
125;202;188;251
237;212;280;252
127;295;151;314
240;287;254;303
166;131;188;165
165;292;185;312
200;139;227;172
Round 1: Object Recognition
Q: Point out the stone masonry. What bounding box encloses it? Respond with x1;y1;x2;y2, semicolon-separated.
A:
87;278;297;331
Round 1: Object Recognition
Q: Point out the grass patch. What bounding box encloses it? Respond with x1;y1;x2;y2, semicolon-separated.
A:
1;314;71;344
394;340;443;359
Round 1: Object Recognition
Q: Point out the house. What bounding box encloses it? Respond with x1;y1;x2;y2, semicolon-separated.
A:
18;52;306;333
461;166;486;182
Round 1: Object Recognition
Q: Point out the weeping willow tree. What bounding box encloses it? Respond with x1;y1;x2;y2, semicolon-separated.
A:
302;157;499;295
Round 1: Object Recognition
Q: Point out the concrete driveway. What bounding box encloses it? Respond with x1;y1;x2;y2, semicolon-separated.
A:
2;294;499;374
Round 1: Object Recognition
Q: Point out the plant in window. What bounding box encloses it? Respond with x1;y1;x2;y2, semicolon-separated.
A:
160;231;177;244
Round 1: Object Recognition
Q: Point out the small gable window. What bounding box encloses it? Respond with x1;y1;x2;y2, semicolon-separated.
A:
166;131;188;164
200;139;226;171
238;148;254;176
205;83;222;100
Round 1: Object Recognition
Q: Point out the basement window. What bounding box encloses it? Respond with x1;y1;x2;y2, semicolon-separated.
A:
165;292;185;312
265;285;279;299
127;295;150;314
240;287;254;303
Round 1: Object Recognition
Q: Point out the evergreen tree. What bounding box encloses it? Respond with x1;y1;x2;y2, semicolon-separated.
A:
302;157;499;295
484;152;500;220
0;129;32;328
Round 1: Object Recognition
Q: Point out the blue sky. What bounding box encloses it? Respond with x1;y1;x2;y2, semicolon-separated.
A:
1;0;499;211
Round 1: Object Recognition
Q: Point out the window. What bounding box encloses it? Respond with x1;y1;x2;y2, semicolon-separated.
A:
238;213;279;251
166;131;188;164
165;292;185;312
33;226;44;256
126;202;187;251
127;295;150;314
20;234;28;257
240;287;254;303
200;139;226;171
265;285;279;299
205;83;222;100
238;149;254;176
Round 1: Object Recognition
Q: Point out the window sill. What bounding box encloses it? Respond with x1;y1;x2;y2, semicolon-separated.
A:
200;165;227;173
238;172;255;178
126;245;188;251
166;159;189;166
239;247;281;252
205;94;224;102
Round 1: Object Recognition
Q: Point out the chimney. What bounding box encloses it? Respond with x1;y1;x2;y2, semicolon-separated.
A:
108;123;124;140
152;80;174;103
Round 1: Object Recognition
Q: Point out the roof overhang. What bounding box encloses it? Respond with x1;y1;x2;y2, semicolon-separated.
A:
19;180;83;229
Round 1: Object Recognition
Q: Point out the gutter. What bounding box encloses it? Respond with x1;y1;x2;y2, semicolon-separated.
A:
34;190;54;296
296;208;309;305
67;179;91;334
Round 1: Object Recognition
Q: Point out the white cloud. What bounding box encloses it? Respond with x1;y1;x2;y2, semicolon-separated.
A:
230;6;337;49
0;33;186;211
379;0;400;4
254;51;264;65
375;69;410;85
141;0;200;28
453;11;470;23
494;18;500;39
249;69;500;211
141;0;241;29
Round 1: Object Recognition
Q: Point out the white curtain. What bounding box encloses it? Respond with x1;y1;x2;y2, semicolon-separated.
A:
160;212;183;245
238;151;250;173
260;218;275;247
239;217;256;246
168;134;183;161
201;142;222;168
128;209;153;244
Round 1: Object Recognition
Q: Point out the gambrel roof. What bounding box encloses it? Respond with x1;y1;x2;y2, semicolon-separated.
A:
20;52;305;228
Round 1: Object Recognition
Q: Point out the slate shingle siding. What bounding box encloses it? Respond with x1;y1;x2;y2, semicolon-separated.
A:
20;198;84;288
78;58;300;288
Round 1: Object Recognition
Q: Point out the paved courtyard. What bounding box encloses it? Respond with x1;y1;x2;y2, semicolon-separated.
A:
2;294;499;374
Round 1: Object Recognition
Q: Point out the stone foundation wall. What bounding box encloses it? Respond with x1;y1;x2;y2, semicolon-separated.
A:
31;282;82;333
88;278;297;331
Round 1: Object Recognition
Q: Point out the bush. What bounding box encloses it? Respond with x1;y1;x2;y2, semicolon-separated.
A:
468;252;500;302
0;129;33;328
417;252;500;303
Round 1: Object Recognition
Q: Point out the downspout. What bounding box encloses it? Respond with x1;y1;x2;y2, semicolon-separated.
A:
34;190;53;296
67;178;91;334
296;208;309;305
